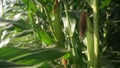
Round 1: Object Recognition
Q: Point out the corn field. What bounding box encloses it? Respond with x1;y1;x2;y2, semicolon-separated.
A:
0;0;120;68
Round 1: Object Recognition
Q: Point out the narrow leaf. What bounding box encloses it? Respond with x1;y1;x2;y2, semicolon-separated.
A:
39;30;55;45
0;47;68;65
99;0;110;10
0;60;30;67
13;29;33;38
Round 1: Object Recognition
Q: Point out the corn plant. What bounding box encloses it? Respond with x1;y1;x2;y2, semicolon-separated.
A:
0;0;119;68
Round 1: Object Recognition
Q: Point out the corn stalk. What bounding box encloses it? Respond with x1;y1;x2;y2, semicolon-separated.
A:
86;0;101;68
86;14;94;68
92;0;101;68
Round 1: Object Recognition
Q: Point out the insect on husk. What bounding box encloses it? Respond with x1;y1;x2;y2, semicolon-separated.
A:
79;10;87;40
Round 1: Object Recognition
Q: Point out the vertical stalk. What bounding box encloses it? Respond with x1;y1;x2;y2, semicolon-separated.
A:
43;7;57;41
63;0;76;57
1;0;4;17
93;0;101;68
0;29;1;43
63;1;71;29
70;37;76;57
63;0;74;55
86;15;94;68
70;37;77;68
63;1;77;67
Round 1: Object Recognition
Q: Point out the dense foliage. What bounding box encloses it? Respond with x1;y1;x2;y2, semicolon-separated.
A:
0;0;120;68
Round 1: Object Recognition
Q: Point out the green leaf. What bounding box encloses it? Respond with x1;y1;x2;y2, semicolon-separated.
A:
0;18;30;31
0;47;30;60
39;30;55;45
99;0;110;10
3;24;15;31
4;8;13;14
0;60;30;68
14;19;31;30
0;17;13;27
33;62;52;68
0;38;11;48
36;0;46;6
63;53;71;59
0;47;68;65
13;29;33;38
52;1;64;46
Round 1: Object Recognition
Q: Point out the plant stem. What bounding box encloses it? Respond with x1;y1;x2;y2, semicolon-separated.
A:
70;37;77;68
1;0;4;17
70;37;76;57
43;7;57;41
63;1;77;67
86;15;94;68
93;0;101;68
63;0;77;58
63;1;71;29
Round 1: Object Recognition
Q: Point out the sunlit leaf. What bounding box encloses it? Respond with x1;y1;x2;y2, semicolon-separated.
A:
0;38;11;48
0;17;13;27
33;62;52;68
0;18;30;31
13;29;33;38
62;17;76;37
39;30;55;45
3;24;15;31
63;53;71;59
0;47;68;65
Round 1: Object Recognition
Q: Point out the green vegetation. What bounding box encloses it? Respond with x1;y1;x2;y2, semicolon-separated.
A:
0;0;120;68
